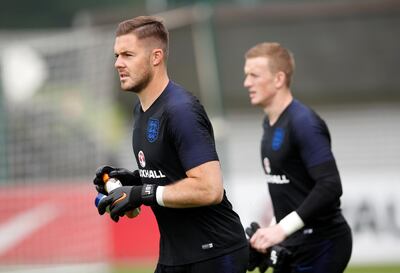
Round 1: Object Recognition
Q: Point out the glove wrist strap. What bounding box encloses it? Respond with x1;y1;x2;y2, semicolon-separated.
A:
141;184;158;206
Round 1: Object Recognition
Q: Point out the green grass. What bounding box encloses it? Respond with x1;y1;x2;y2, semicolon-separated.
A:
113;266;153;273
345;265;400;273
113;264;400;273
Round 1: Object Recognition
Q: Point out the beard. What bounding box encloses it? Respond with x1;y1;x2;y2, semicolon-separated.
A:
122;67;153;94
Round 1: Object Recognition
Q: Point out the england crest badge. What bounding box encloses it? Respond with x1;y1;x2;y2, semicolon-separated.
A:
147;118;160;143
272;127;285;151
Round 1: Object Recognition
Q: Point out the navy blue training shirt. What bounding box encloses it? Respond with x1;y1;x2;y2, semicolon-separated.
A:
132;81;247;265
261;99;347;245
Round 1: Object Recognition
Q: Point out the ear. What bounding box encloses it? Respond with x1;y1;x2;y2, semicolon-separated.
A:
274;71;286;89
152;48;164;66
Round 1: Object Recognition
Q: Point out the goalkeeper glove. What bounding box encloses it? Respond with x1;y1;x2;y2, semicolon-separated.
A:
266;245;292;273
246;222;267;272
245;222;292;273
97;184;157;222
93;165;142;194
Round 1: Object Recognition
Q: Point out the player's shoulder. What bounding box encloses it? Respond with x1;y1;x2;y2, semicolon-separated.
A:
133;100;141;115
164;81;196;106
163;81;202;116
286;99;329;138
288;99;323;127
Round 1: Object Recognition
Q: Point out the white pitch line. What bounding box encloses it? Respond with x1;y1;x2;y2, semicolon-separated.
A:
0;202;59;255
0;263;110;273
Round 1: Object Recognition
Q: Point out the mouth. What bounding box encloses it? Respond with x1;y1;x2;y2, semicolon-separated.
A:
118;71;129;81
248;91;256;98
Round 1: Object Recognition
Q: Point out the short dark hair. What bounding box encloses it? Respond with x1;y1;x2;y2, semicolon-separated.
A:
116;16;169;59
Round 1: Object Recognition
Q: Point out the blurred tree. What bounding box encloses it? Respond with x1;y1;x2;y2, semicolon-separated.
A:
0;0;144;29
1;0;267;29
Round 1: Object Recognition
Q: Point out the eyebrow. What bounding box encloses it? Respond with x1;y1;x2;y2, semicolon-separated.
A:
115;50;135;56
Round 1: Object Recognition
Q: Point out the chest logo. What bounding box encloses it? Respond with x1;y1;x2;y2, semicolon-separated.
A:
147;118;160;143
138;150;146;168
263;156;290;184
272;127;285;151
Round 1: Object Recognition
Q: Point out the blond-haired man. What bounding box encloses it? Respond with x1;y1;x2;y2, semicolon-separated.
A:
243;42;352;273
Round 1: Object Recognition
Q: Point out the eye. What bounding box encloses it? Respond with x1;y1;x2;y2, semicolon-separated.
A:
250;73;259;78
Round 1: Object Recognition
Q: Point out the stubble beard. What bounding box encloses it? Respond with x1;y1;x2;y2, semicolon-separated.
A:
123;68;154;94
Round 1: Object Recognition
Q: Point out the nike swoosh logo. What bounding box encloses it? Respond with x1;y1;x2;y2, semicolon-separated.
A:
112;192;127;207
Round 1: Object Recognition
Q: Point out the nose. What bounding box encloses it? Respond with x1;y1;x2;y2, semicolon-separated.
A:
244;76;251;89
114;56;124;69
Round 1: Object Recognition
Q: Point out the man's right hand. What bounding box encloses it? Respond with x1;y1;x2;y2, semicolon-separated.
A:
93;165;142;194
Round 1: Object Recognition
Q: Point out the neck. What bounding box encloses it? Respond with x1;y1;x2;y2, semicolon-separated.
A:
138;68;169;112
263;88;293;126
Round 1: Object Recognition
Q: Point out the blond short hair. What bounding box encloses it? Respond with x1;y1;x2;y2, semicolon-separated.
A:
245;42;295;87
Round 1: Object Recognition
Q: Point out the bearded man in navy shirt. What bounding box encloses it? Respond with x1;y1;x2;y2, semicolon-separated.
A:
93;16;248;273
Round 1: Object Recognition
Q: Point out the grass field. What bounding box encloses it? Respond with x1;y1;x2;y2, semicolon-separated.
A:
113;264;400;273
